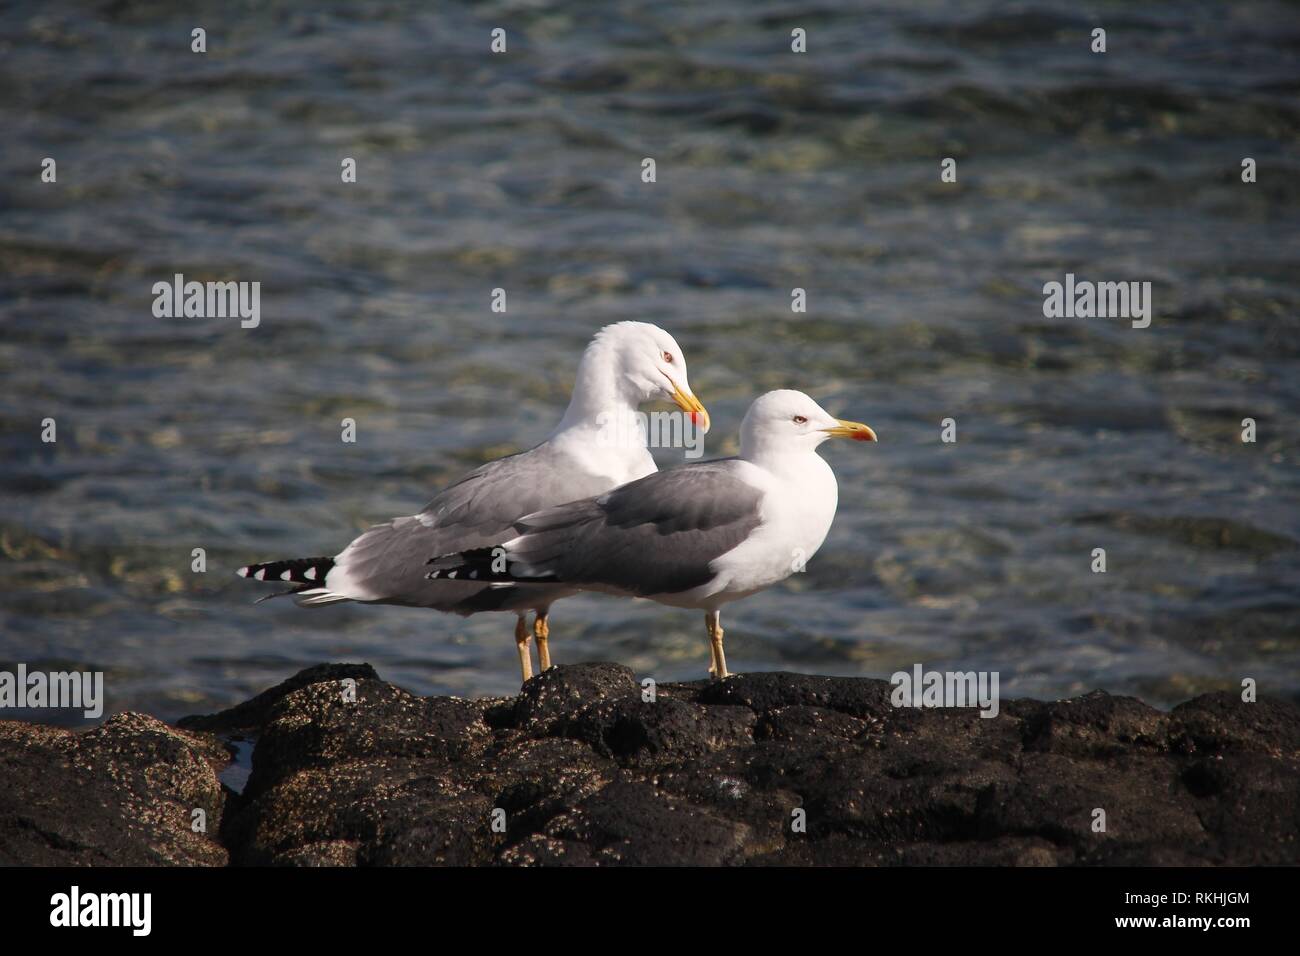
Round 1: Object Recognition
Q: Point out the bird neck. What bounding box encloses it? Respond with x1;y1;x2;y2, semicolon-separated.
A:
747;452;839;544
551;343;647;450
553;338;644;438
741;440;828;483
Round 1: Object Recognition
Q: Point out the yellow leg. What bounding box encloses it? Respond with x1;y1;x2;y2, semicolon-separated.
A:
534;611;551;672
515;615;533;683
706;611;728;680
706;616;720;677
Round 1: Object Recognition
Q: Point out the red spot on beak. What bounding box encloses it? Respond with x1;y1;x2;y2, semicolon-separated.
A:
690;411;702;427
828;420;877;442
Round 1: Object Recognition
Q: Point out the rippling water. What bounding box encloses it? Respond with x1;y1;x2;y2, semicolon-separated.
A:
2;1;1298;724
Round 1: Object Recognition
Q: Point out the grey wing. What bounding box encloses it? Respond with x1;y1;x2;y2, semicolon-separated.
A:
320;444;616;613
500;460;764;597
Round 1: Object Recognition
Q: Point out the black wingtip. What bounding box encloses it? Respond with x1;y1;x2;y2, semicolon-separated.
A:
426;546;523;583
238;556;335;586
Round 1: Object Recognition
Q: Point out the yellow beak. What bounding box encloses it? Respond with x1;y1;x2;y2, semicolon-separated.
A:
822;419;878;442
670;381;710;433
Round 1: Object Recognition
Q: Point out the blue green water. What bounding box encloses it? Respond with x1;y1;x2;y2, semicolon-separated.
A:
2;1;1297;723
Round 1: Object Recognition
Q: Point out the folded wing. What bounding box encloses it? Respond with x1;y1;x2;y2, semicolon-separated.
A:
428;460;763;598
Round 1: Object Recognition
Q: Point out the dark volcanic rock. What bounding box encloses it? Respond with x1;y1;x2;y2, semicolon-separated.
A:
177;662;380;734
697;671;895;719
1019;690;1168;756
241;677;492;798
0;713;229;865
219;676;497;865
551;696;756;765
755;705;873;743
1168;691;1300;756
6;663;1299;866
535;778;751;866
213;666;1300;866
511;662;639;726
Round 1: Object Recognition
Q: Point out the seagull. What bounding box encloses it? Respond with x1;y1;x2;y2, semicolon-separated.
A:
425;390;876;678
237;321;709;683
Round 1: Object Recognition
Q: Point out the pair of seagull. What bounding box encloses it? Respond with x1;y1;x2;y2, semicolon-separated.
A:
239;321;877;683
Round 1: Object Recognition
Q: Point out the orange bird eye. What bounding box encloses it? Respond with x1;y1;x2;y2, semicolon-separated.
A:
663;351;673;363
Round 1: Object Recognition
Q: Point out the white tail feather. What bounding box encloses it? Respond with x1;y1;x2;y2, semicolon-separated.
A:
293;588;354;607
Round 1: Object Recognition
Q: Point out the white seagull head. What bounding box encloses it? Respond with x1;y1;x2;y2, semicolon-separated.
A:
593;321;709;432
740;389;877;458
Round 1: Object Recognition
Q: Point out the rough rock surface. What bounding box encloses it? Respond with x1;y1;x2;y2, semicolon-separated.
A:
0;713;230;865
3;663;1298;866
